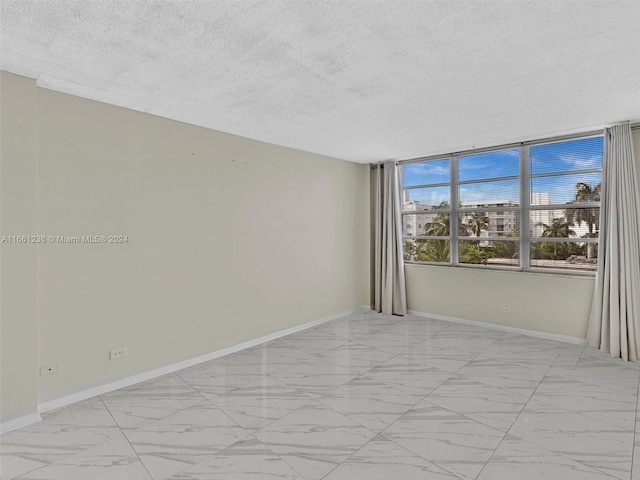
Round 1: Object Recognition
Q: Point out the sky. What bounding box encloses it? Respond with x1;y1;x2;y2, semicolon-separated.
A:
403;136;603;207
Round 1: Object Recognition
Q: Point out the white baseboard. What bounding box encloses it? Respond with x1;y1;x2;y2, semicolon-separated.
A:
37;305;370;415
407;309;586;346
0;412;42;434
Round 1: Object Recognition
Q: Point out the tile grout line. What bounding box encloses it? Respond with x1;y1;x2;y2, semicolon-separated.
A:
193;323;397;480
4;402;126;480
337;329;510;480
239;317;473;480
312;342;468;480
471;350;564;480
377;331;510;480
5;312;638;480
98;396;155;480
101;388;267;480
245;431;312;480
472;348;626;480
314;384;465;480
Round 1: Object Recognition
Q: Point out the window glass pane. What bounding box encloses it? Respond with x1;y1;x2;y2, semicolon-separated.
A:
531;173;601;205
458;240;519;266
459;179;519;205
403;213;435;237
530;208;599;239
402;187;450;210
404;239;450;263
403;213;452;237
530;241;598;271
531;137;603;175
459;148;519;181
402;159;450;187
422;213;451;237
458;212;520;237
400;133;602;275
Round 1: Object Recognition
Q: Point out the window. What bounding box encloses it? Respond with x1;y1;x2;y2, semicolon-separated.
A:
402;159;451;262
401;135;603;272
529;137;602;270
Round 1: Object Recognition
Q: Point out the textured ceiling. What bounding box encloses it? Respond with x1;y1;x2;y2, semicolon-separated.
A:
1;1;639;163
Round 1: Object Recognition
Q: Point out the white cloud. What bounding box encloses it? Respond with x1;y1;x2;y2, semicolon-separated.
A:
559;153;601;170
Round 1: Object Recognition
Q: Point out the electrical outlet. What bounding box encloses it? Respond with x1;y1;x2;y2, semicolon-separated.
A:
40;363;60;376
109;347;128;360
500;306;512;314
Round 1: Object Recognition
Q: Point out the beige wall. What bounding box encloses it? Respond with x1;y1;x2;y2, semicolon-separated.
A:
0;73;39;422
1;71;369;420
406;265;595;338
406;128;640;340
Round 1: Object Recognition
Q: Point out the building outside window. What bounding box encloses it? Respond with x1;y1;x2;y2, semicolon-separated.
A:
401;135;603;272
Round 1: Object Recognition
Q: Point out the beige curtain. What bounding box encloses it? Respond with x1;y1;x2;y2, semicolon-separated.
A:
588;123;640;361
373;161;407;316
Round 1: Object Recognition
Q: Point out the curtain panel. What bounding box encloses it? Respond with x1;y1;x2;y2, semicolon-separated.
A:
372;161;407;316
588;123;640;361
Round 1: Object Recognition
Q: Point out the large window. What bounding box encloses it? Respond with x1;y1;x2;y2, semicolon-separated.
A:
401;135;603;272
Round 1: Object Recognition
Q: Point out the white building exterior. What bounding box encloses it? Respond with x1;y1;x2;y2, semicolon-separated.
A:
402;191;584;239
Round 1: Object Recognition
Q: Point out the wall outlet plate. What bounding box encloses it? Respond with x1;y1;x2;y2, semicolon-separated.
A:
109;347;128;360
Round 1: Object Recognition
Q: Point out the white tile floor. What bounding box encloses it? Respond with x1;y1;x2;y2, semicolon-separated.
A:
2;309;640;480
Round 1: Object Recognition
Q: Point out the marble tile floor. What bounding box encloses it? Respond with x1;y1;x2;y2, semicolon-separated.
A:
3;309;640;480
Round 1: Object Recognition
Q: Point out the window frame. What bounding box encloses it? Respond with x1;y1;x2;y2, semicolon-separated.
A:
400;132;603;275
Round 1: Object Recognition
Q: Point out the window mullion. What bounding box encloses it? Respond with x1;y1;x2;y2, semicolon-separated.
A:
400;135;601;274
520;146;531;269
450;156;459;265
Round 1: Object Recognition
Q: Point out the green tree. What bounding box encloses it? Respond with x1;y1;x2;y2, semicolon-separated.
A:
403;239;450;263
424;202;469;237
465;212;489;238
424;212;451;237
536;218;576;258
421;240;450;262
460;242;490;264
403;239;418;261
421;207;452;262
492;236;519;261
421;203;473;263
565;182;601;259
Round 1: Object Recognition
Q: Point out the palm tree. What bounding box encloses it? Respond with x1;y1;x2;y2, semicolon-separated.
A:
420;239;450;263
421;202;471;263
565;182;601;259
424;202;469;237
424;212;451;237
465;212;489;238
537;217;576;257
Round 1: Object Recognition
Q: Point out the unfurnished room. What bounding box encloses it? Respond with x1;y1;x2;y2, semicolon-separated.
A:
1;1;640;479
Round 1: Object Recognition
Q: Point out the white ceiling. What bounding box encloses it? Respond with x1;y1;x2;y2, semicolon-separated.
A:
1;1;639;163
